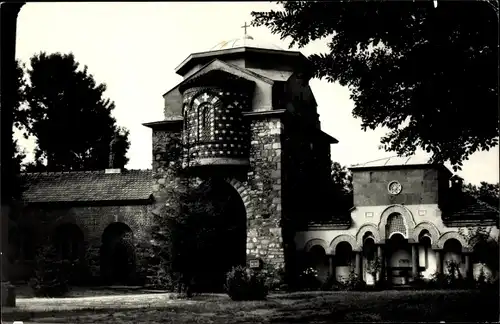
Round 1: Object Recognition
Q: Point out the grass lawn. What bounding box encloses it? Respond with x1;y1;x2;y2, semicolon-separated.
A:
3;289;498;323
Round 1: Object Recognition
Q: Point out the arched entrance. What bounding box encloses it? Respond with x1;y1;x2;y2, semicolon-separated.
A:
307;245;329;282
418;230;436;278
100;222;135;285
385;212;411;285
188;178;247;292
362;233;377;284
335;241;355;282
472;239;498;280
443;239;464;278
387;233;411;285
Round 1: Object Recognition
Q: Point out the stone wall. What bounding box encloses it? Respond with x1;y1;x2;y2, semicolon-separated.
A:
151;118;287;270
352;167;443;207
11;203;152;281
246;118;285;267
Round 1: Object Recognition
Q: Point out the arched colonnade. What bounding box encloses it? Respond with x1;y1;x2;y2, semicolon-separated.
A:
303;205;496;285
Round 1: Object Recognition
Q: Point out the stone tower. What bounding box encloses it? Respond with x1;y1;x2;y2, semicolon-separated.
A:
144;28;338;283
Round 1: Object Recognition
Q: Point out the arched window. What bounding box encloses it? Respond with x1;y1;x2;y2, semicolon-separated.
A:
387;213;407;237
198;104;212;141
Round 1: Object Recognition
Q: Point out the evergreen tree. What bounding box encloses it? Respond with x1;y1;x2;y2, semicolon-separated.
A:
18;52;130;171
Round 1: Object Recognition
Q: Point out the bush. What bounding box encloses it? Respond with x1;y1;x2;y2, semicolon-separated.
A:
320;272;336;291
225;265;268;301
261;263;287;292
29;244;70;297
336;266;366;291
298;267;322;291
428;261;472;289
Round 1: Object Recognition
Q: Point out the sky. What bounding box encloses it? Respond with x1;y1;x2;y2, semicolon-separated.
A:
15;2;499;185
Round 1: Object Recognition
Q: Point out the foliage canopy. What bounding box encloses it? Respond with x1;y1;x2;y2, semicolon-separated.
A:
252;0;499;170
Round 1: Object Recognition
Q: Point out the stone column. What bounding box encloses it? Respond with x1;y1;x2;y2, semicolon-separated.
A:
435;250;443;274
355;252;362;280
328;254;335;281
377;245;384;283
1;1;25;307
464;253;472;280
411;244;419;280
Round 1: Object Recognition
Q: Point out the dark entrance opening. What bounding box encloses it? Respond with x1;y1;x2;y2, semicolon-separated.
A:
387;233;411;285
53;223;84;262
190;178;247;292
100;222;135;285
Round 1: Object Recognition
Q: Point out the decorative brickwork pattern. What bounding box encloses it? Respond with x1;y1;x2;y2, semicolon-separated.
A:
378;204;417;241
387;213;407;238
182;87;251;166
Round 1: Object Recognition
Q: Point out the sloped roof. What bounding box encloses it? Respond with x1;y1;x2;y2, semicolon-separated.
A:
443;194;499;222
245;68;293;82
350;155;431;168
19;170;154;203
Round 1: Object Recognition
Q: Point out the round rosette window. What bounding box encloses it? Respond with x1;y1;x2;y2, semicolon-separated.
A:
388;181;402;195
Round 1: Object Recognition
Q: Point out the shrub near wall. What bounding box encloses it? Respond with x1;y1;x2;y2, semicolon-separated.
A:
225;266;268;301
29;244;70;297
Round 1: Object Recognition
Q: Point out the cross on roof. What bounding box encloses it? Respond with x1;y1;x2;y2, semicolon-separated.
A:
241;22;250;36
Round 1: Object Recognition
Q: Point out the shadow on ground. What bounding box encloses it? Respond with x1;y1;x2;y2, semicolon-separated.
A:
3;288;498;323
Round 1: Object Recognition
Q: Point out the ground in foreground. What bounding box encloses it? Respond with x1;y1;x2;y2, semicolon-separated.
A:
3;289;498;323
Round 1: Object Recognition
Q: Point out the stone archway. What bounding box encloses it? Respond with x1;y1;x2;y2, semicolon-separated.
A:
378;205;416;241
224;178;253;219
304;238;329;253
190;178;247;292
356;224;381;248
330;234;359;254
100;222;136;285
437;231;470;252
411;222;440;249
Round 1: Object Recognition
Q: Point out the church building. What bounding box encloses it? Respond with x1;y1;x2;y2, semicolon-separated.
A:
9;28;499;288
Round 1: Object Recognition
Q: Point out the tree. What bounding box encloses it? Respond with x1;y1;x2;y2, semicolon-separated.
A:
146;136;224;296
463;182;499;209
330;161;353;211
252;1;498;171
19;52;130;172
10;60;28;199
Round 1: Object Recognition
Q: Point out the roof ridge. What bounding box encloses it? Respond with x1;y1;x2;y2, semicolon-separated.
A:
21;170;104;175
475;198;500;213
21;169;153;176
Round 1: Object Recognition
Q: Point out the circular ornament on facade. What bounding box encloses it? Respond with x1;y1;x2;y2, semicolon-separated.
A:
388;181;402;195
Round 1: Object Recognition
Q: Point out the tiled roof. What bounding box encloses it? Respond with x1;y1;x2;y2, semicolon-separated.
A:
19;170;154;203
443;193;499;222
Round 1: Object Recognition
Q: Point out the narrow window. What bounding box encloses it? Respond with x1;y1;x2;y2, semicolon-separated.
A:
199;104;212;141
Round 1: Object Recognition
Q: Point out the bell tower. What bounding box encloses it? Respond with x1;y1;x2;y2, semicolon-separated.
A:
145;23;338;286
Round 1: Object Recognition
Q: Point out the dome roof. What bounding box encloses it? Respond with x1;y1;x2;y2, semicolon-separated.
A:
210;35;285;51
